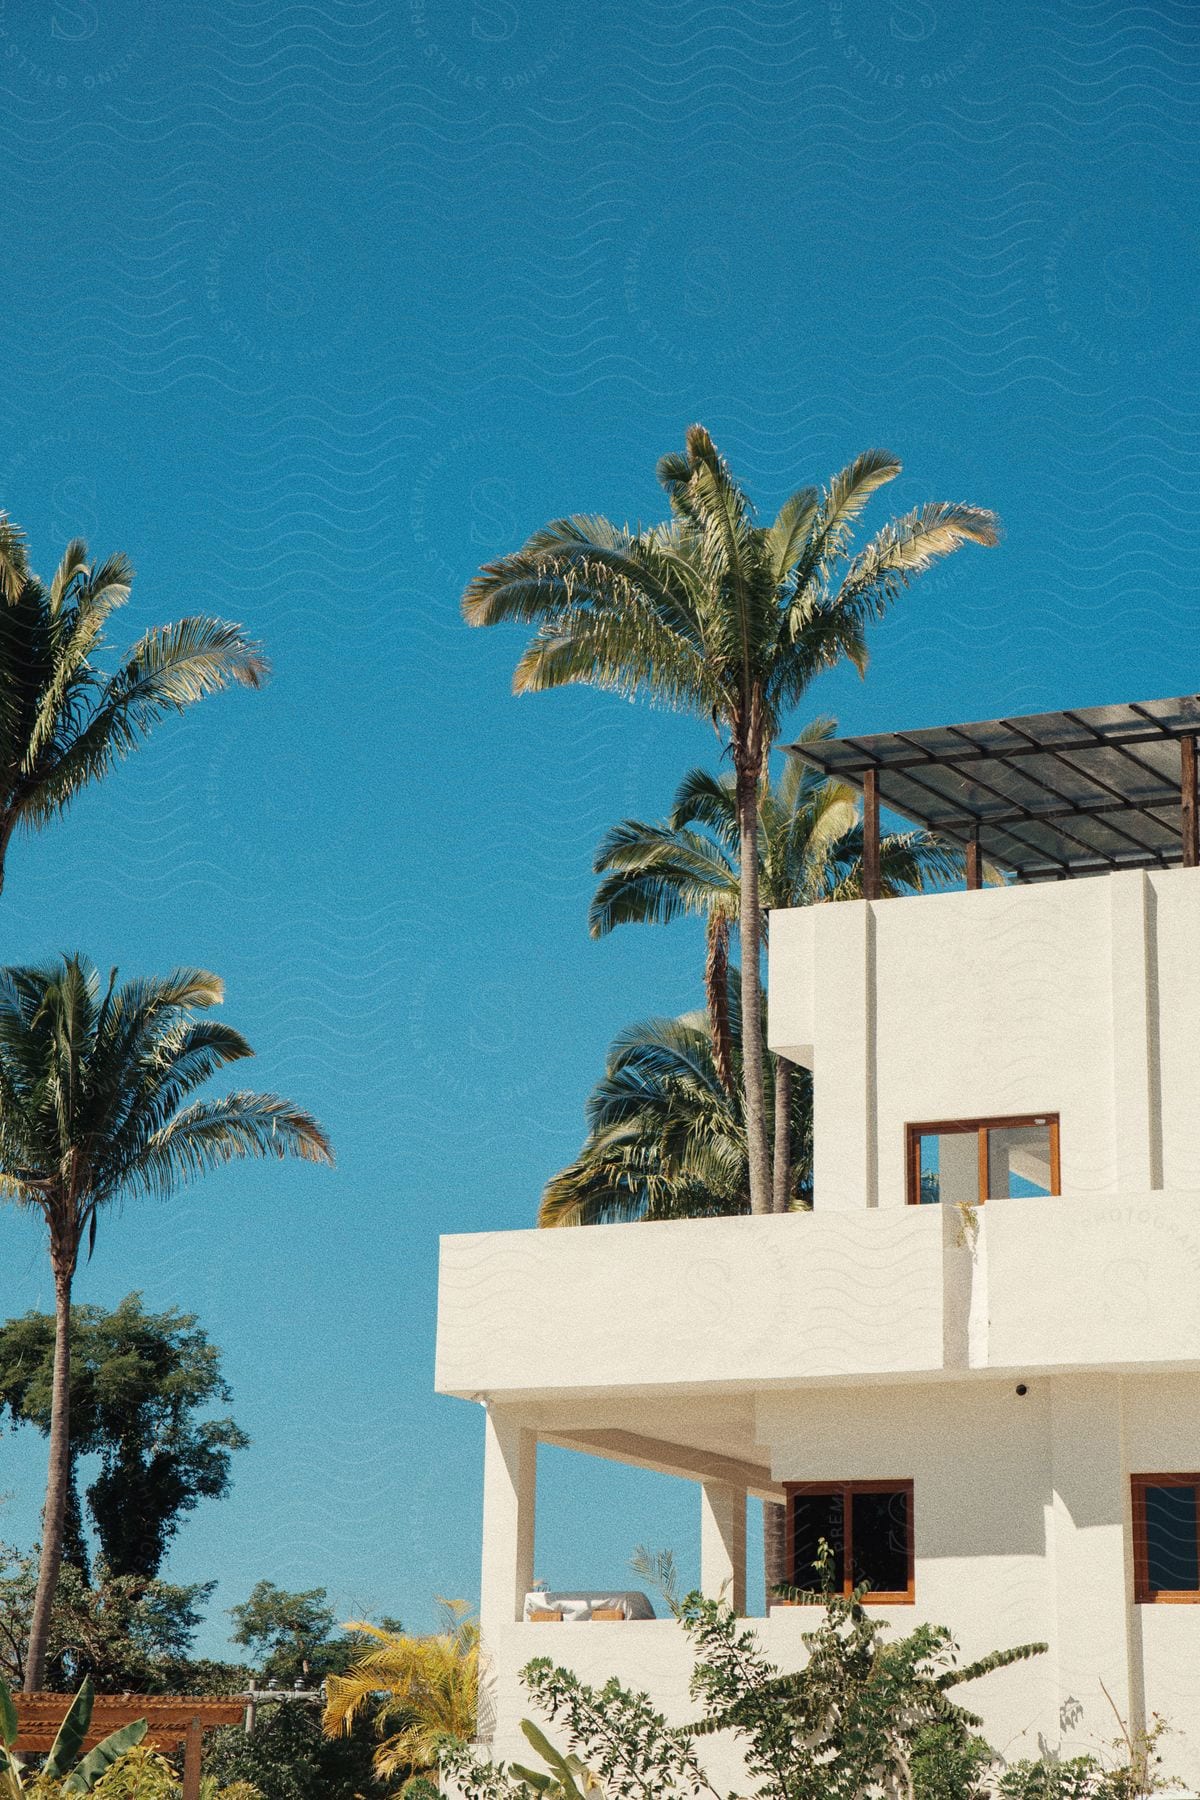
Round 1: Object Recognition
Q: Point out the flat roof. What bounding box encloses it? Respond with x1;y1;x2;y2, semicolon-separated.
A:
788;695;1200;882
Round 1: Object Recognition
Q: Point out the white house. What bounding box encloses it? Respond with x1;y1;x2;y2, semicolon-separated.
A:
435;694;1200;1791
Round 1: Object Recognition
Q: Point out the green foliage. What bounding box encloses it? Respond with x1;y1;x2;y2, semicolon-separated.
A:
0;1296;248;1581
445;1587;1046;1800
204;1703;383;1800
87;1748;181;1800
0;514;265;895
228;1584;356;1687
998;1714;1173;1800
0;1540;231;1693
539;980;811;1225
909;1722;994;1800
9;1745;262;1800
510;1720;603;1797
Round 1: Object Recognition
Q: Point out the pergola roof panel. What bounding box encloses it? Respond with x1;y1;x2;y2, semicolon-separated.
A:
789;695;1200;882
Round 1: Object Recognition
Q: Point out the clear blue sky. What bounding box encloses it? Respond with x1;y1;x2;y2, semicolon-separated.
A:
0;0;1197;1657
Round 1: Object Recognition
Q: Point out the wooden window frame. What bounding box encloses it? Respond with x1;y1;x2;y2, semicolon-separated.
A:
905;1114;1060;1207
782;1479;915;1605
1132;1473;1200;1604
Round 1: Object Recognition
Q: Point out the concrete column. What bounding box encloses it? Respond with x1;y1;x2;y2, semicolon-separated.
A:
1047;1375;1135;1754
1109;871;1161;1193
480;1407;537;1632
700;1481;746;1614
812;901;877;1209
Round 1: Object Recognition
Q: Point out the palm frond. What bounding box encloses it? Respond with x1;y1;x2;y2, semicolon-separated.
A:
834;502;1001;614
125;1093;333;1198
0;515;30;604
763;486;820;586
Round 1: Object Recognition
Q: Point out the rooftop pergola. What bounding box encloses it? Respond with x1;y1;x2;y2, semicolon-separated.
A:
788;695;1200;895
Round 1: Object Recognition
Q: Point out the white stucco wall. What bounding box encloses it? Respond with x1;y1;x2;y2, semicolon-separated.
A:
759;1376;1059;1763
768;867;1200;1215
478;1372;1200;1791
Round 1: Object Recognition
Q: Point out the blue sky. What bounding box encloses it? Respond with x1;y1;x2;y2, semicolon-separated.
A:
0;0;1198;1655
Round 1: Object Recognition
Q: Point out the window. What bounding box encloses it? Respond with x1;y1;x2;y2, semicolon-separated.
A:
1133;1475;1200;1603
784;1481;913;1603
906;1115;1060;1206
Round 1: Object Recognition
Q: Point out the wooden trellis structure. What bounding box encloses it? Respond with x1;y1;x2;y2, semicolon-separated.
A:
13;1693;247;1800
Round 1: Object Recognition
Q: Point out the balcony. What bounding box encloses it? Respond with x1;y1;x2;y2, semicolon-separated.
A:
435;1208;946;1402
436;1189;1200;1410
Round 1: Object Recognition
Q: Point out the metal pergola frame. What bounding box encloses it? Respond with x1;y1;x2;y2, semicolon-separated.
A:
787;696;1200;896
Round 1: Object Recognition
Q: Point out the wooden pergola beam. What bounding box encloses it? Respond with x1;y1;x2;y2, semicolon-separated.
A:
862;766;880;900
12;1695;247;1800
1182;733;1198;867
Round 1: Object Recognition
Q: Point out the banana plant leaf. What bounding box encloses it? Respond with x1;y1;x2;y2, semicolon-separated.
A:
0;1744;28;1800
0;1679;18;1751
509;1769;554;1794
517;1722;596;1799
62;1721;148;1794
43;1678;95;1779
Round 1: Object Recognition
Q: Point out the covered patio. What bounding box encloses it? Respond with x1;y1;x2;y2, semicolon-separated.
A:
479;1394;786;1635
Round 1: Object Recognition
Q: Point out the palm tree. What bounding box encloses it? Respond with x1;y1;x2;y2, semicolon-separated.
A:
590;722;963;1211
0;513;265;896
539;987;812;1227
323;1602;478;1791
0;955;333;1692
463;426;999;1214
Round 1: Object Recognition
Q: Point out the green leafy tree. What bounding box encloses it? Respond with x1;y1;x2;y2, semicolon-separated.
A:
538;983;811;1227
590;721;961;1210
0;1296;248;1581
204;1704;383;1800
0;513;265;898
228;1584;356;1687
464;425;999;1214
0;957;333;1692
0;1540;238;1694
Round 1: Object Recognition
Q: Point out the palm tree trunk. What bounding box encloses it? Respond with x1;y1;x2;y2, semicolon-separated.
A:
736;767;771;1215
0;809;14;896
772;1055;792;1213
24;1259;73;1691
705;915;736;1097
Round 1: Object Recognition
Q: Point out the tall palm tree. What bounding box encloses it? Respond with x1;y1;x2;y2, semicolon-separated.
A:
538;988;811;1228
463;426;999;1213
590;722;963;1210
0;513;265;896
323;1602;478;1791
0;955;333;1692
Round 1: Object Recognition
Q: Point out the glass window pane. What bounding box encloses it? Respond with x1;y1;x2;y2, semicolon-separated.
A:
790;1491;844;1592
916;1131;979;1206
851;1489;910;1595
1144;1484;1200;1593
986;1123;1053;1198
